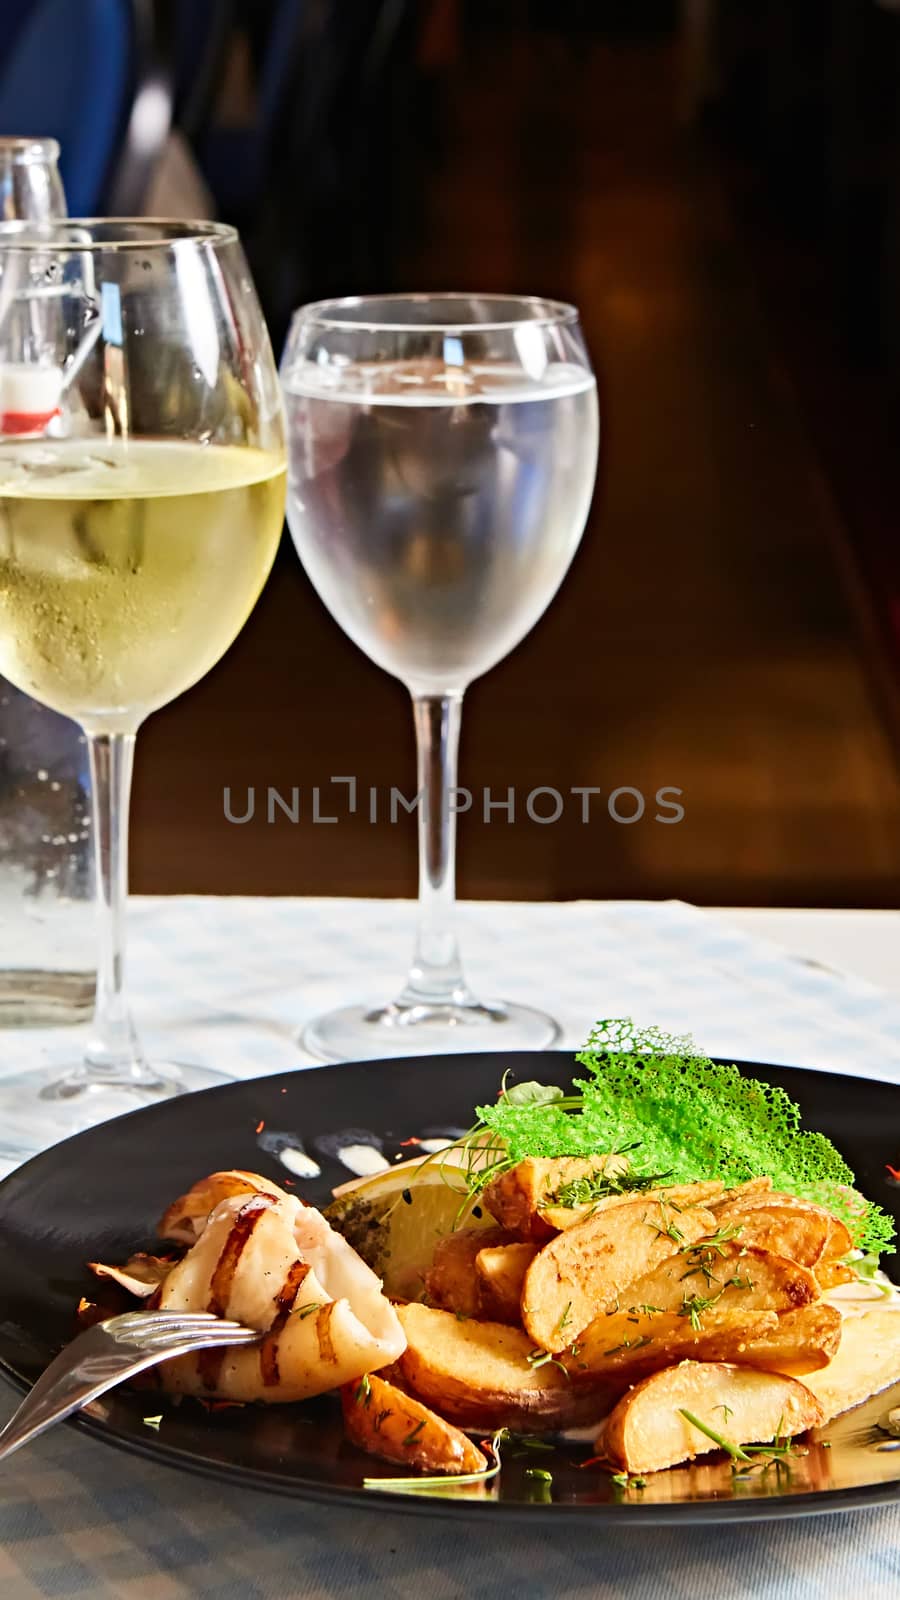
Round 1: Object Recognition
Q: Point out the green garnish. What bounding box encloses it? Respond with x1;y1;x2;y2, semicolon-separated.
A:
647;1201;685;1245
678;1409;751;1462
526;1347;570;1378
604;1334;653;1356
853;1253;894;1296
679;1290;725;1330
363;1427;508;1495
294;1302;322;1320
142;1414;163;1432
679;1409;802;1472
714;1404;734;1423
455;1020;893;1258
510;1436;555;1455
524;1467;553;1502
609;1470;647;1490
354;1374;372;1407
546;1155;668;1211
554;1303;573;1335
402;1420;426;1448
733;1419;803;1477
679;1226;743;1284
504;1080;565;1108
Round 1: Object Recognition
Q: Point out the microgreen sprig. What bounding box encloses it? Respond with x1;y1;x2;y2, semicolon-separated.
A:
363;1427;509;1495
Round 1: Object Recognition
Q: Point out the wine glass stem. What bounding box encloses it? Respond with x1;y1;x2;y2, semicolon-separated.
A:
397;693;471;1006
83;731;145;1080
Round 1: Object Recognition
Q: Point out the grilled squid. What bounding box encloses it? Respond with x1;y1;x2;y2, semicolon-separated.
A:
92;1170;406;1403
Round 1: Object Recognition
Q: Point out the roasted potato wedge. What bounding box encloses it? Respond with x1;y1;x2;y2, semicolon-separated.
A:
819;1215;854;1262
715;1192;854;1282
721;1187;799;1211
159;1170;286;1243
424;1227;508;1318
538;1181;724;1236
712;1204;832;1269
566;1300;841;1383
482;1156;628;1238
599;1361;824;1474
397;1302;612;1431
563;1308;780;1381
341;1372;487;1475
475;1242;538;1323
522;1199;718;1352
730;1303;842;1376
622;1243;820;1320
815;1260;855;1290
718;1191;853;1260
711;1177;773;1209
802;1304;900;1421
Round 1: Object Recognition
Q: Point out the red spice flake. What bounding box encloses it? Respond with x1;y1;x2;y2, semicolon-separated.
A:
210;1400;246;1412
399;1137;421;1147
76;1296;95;1315
282;1177;295;1187
255;1120;265;1134
886;1164;900;1181
577;1456;607;1470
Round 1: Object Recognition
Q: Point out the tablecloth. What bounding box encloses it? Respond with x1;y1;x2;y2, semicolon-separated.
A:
1;896;899;1599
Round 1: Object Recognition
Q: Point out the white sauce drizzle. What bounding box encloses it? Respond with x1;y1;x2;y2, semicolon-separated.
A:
338;1144;391;1178
277;1147;322;1179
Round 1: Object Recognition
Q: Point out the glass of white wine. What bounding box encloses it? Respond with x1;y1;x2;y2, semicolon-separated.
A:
0;221;285;1152
281;293;598;1061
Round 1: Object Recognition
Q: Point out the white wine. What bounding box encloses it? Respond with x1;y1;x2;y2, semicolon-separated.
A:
0;439;286;731
282;358;598;692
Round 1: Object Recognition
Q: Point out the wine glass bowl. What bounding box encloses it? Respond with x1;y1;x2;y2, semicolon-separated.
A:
281;292;598;1060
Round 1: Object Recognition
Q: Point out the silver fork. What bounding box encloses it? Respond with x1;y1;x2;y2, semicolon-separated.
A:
0;1310;261;1461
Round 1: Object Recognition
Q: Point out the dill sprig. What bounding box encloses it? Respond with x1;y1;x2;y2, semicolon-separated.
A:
545;1151;670;1211
678;1409;803;1473
678;1409;752;1462
604;1334;653;1356
679;1290;725;1331
526;1347;571;1379
363;1428;510;1495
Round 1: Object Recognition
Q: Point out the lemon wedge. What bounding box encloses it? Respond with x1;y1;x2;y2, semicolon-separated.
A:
325;1155;496;1299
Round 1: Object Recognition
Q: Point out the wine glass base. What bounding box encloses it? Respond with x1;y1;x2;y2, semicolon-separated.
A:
301;998;561;1063
0;1060;229;1167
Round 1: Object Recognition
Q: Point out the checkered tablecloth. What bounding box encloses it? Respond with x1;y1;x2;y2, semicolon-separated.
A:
1;896;899;1599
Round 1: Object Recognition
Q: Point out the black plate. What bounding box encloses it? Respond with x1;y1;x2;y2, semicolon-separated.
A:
1;1051;899;1526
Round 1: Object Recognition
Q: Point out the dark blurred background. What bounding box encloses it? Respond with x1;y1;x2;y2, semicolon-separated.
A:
3;0;900;907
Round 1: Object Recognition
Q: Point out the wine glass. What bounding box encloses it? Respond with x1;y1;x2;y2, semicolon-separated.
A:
0;221;285;1154
281;293;598;1060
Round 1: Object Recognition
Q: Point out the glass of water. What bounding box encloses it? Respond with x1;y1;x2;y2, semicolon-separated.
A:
281;294;599;1060
0;137;98;1028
